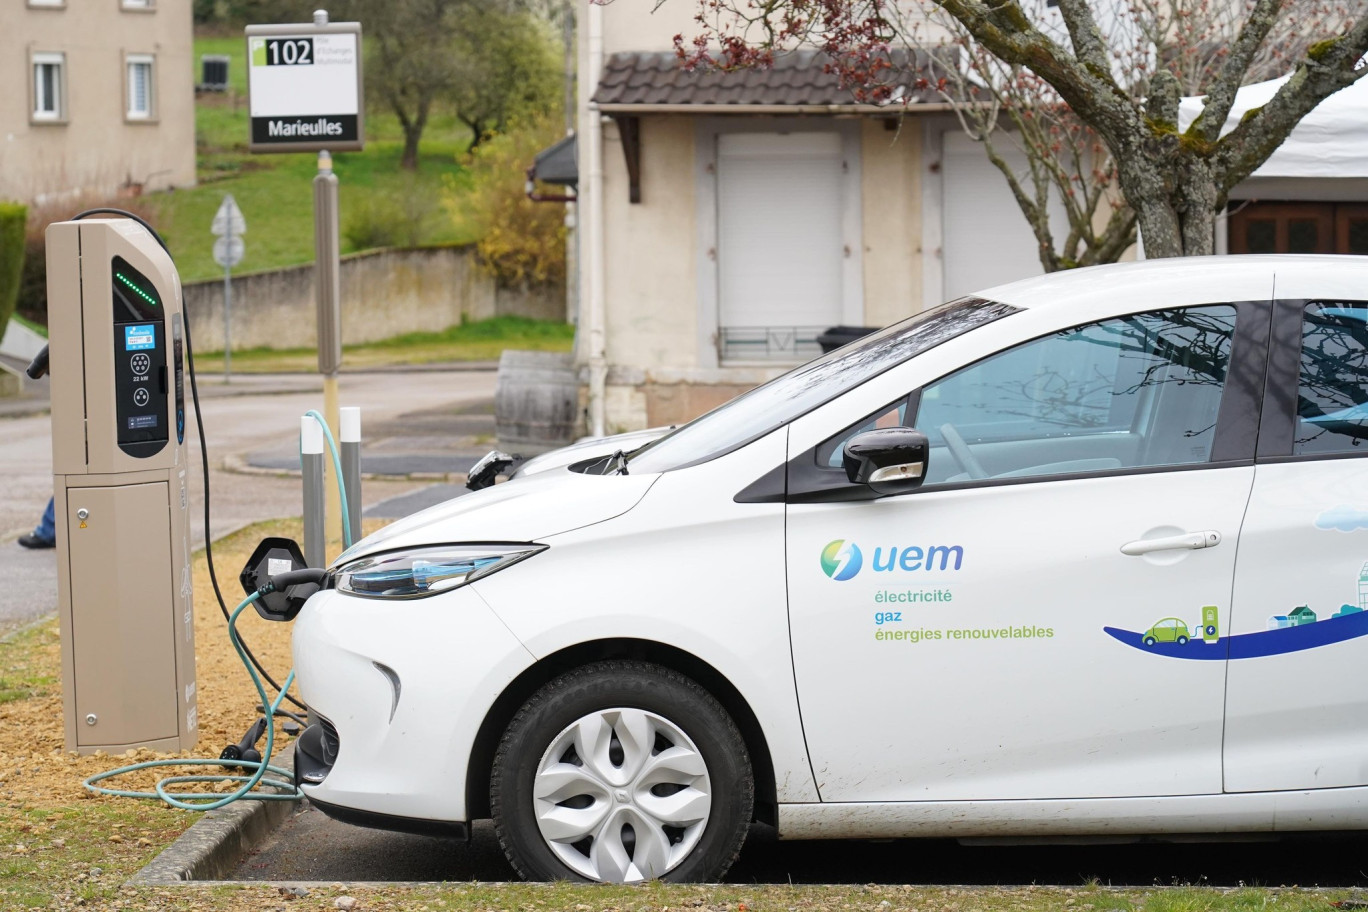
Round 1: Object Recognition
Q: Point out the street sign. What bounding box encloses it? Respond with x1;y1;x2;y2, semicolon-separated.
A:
213;236;245;268
211;194;246;237
212;191;246;380
245;18;364;154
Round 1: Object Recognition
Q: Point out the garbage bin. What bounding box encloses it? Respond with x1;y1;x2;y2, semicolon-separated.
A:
816;325;880;353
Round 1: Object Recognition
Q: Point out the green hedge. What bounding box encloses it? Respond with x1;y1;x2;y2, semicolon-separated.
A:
0;203;25;334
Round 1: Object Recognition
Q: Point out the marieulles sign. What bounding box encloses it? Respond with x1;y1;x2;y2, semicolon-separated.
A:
246;19;364;154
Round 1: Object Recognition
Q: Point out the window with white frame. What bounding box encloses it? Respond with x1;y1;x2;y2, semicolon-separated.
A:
126;54;155;119
31;53;65;121
28;0;65;8
121;0;153;8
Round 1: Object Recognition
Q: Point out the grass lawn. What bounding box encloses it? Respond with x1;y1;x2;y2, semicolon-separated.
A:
147;35;480;285
189;315;576;373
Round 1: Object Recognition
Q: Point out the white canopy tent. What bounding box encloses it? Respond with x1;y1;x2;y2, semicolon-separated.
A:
1178;74;1368;179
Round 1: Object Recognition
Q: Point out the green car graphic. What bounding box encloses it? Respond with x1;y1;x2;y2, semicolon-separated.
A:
1143;617;1191;647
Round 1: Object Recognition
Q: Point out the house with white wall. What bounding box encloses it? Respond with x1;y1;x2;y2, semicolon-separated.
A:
0;0;196;205
571;0;1368;436
572;0;1088;435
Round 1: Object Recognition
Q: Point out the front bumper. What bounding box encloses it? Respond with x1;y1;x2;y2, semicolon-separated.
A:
294;725;469;838
291;585;536;822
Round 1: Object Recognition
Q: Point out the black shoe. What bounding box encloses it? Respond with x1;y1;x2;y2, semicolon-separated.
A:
17;534;55;549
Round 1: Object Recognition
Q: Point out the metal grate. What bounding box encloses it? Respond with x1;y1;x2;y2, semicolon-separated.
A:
199;55;229;92
718;326;826;362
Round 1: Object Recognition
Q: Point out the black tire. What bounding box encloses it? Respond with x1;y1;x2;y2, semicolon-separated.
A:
1143;635;1157;647
1176;635;1189;646
491;660;753;883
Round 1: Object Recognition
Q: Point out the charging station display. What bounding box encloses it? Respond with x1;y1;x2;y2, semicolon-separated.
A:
112;257;169;457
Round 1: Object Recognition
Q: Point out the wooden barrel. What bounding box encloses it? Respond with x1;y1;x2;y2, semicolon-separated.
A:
494;350;579;455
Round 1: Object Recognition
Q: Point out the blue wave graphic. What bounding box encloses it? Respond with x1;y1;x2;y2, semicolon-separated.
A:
1103;610;1368;660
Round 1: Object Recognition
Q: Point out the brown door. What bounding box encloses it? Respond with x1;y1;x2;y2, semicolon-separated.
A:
1336;204;1368;254
1229;202;1335;254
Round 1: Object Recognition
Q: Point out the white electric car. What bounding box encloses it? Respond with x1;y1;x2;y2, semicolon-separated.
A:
292;256;1368;883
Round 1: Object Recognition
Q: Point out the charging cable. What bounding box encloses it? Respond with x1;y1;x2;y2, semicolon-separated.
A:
68;207;306;712
83;385;355;806
83;589;301;808
303;409;352;539
66;210;357;809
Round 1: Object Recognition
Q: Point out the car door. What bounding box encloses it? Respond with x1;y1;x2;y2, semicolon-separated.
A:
785;301;1268;802
1224;299;1368;792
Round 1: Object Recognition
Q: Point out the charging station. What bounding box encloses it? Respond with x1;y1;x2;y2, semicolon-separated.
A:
47;218;198;755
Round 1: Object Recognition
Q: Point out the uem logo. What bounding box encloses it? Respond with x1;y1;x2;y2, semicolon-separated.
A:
822;540;967;580
821;540;863;581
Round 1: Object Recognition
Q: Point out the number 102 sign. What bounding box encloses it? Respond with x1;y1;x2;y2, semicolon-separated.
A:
246;20;364;153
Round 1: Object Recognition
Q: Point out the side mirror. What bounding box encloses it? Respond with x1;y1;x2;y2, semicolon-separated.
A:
842;427;929;496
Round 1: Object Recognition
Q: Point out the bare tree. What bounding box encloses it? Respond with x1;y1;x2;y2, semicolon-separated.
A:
677;0;1368;262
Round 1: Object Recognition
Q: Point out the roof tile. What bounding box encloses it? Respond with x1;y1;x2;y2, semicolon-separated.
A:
592;49;953;107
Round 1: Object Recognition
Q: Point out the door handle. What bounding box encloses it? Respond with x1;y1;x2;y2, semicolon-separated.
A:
1120;530;1221;556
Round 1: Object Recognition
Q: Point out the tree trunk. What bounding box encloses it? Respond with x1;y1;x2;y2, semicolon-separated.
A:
400;125;423;171
460;116;486;153
398;98;431;171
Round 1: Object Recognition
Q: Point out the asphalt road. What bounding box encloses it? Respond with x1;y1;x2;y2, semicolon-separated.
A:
234;809;1368;887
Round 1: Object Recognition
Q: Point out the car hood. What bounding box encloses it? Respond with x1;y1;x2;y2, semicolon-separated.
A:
332;469;659;566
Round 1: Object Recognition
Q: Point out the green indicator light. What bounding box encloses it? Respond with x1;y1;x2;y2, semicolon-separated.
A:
115;271;159;307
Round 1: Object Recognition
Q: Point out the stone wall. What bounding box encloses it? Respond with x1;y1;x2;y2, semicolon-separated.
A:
183;245;564;352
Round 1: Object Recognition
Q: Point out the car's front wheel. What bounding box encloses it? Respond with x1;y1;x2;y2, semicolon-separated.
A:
491;660;753;883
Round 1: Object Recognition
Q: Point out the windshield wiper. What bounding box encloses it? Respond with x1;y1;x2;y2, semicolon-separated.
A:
608;449;629;475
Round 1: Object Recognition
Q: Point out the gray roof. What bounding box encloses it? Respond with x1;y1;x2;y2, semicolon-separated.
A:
533;133;577;186
591;48;954;108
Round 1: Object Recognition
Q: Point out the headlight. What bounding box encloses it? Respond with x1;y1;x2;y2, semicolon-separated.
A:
334;544;546;599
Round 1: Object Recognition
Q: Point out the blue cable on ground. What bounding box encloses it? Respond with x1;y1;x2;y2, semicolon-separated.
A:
83;592;300;808
84;413;354;809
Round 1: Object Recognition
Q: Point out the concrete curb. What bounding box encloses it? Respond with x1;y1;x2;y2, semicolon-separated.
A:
0;611;56;643
128;753;300;885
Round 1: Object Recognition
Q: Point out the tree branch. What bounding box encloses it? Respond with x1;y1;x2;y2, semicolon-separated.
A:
933;0;1140;146
1053;0;1118;91
1215;8;1368;192
1189;0;1285;144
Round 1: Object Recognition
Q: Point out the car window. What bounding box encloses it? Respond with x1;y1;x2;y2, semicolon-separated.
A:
911;305;1238;486
623;297;1018;475
1294;302;1368;456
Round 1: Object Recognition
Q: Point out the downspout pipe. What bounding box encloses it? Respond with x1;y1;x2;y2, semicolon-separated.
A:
585;0;607;438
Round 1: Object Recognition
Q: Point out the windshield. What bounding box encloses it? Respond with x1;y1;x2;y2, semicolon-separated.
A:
625;297;1019;474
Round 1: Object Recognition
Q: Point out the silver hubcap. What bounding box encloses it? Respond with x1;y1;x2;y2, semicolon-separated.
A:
532;707;712;883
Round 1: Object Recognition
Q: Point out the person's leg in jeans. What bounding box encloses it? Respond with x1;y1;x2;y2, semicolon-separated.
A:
19;497;56;549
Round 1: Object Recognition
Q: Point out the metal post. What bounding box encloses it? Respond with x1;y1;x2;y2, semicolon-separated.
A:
314;149;343;552
562;0;578;327
340;406;361;546
301;416;326;570
223;218;233;383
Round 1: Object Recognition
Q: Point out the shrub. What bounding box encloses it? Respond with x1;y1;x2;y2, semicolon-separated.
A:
342;180;439;251
17;195;160;326
0;203;25;333
454;114;567;289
